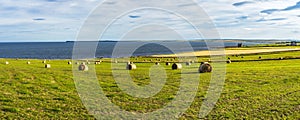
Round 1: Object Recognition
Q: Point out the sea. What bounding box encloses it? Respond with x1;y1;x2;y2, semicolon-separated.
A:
0;40;277;59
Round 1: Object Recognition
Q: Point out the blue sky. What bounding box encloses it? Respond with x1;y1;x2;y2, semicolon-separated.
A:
0;0;300;42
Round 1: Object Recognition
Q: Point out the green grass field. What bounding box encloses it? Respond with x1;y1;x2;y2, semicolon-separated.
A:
0;50;299;119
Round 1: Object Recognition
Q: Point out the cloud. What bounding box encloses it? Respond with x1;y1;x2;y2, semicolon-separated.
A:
129;15;141;19
261;9;280;14
256;18;287;22
236;16;248;20
260;1;300;14
269;18;287;21
33;18;46;21
233;1;254;7
283;1;300;11
0;0;300;41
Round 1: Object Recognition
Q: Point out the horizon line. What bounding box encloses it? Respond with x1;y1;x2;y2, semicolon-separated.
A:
0;39;298;43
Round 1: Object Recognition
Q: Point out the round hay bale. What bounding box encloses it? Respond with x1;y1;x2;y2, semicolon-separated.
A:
126;64;137;70
87;62;91;64
241;56;244;58
115;61;118;63
27;61;31;64
279;57;284;60
228;57;231;60
199;63;212;73
259;56;262;59
5;61;9;65
166;62;171;66
227;60;231;64
155;62;160;65
186;62;191;66
172;63;182;70
95;61;101;64
78;63;88;71
68;61;72;64
42;60;46;63
75;62;79;65
45;64;51;68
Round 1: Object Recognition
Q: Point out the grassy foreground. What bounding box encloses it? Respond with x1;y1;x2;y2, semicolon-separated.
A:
0;51;300;119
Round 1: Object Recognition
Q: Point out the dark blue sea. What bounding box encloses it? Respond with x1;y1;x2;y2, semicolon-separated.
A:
0;40;274;59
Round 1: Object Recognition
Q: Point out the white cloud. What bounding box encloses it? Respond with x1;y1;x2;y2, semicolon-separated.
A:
0;0;300;41
194;0;300;39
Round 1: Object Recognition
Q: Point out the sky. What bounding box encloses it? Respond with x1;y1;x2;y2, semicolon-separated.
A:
0;0;300;42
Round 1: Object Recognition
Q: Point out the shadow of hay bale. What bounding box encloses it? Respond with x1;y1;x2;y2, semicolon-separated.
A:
126;64;137;70
172;63;182;70
45;64;51;68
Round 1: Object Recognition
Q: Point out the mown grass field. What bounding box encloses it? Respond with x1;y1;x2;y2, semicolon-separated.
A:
0;50;299;119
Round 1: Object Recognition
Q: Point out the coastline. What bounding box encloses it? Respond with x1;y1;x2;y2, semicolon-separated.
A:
1;46;300;60
151;47;300;57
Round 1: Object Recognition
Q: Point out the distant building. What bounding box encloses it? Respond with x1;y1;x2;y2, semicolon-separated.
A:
291;41;297;46
237;43;243;47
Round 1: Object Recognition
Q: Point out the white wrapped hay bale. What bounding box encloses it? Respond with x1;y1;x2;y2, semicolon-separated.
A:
199;62;212;73
126;64;137;70
45;64;51;68
172;63;182;70
155;62;160;65
186;62;191;66
42;60;46;63
5;61;9;65
95;61;101;64
279;57;284;60
68;61;72;64
227;60;231;64
78;63;88;71
27;61;31;64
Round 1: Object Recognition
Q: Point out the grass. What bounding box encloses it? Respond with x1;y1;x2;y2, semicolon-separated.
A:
227;50;300;61
0;50;299;119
